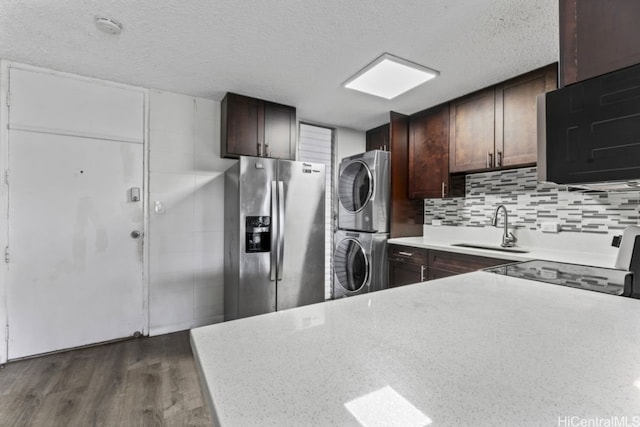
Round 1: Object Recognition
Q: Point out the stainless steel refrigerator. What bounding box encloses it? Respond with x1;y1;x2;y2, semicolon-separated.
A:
224;156;326;320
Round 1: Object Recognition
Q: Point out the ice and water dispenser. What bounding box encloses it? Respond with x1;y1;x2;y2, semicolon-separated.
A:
245;216;271;253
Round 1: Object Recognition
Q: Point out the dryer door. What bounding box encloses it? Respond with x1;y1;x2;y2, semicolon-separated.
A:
338;161;373;213
334;238;370;293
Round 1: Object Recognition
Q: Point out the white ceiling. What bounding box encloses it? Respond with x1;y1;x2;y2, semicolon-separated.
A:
0;0;558;131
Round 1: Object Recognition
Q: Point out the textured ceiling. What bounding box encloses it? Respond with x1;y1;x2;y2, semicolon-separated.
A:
0;0;558;131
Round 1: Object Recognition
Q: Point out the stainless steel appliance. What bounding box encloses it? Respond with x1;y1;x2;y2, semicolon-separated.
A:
338;150;390;233
485;260;637;298
537;62;640;191
333;230;388;299
224;156;326;320
485;225;640;299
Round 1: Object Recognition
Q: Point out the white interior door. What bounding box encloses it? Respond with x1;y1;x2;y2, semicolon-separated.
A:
7;131;144;359
5;66;145;360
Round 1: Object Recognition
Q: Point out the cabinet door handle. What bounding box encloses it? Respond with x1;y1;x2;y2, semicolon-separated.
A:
264;143;270;157
398;251;413;257
441;181;447;198
497;150;502;167
420;265;426;281
487;152;493;168
257;142;262;157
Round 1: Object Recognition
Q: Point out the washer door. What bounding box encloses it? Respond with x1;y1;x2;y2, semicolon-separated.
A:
338;161;373;213
334;238;370;292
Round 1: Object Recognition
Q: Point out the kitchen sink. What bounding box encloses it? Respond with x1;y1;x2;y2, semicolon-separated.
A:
451;243;529;254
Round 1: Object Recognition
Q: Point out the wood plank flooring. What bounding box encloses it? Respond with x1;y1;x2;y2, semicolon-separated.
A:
0;331;213;426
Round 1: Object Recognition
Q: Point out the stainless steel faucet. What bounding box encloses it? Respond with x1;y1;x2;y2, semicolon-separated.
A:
491;205;517;247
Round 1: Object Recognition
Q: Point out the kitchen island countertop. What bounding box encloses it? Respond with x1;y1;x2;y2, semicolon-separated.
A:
191;272;640;426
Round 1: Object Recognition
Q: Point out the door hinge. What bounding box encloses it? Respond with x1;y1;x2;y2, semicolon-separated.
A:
5;92;10;107
4;246;9;263
4;170;8;185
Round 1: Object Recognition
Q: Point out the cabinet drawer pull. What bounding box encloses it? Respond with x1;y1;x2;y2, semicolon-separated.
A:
398;251;413;257
420;265;426;281
441;181;447;198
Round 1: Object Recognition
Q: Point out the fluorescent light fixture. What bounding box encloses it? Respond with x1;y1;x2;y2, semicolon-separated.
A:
344;53;439;100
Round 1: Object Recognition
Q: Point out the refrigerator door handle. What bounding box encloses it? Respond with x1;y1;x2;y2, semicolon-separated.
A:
270;180;277;281
277;181;285;281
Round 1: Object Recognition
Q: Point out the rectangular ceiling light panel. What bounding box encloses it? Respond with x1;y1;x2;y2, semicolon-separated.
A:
344;53;439;100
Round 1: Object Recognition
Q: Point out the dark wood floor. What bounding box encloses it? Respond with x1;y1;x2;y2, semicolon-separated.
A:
0;331;213;426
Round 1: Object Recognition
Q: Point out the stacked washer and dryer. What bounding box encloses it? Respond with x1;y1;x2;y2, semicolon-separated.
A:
333;150;390;298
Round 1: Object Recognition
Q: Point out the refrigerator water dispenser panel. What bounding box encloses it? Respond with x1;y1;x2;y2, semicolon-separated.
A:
245;216;271;253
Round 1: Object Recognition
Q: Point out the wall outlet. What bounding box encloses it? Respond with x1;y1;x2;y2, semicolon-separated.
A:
540;222;560;233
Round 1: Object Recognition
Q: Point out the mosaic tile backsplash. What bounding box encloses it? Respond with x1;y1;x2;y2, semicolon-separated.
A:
424;167;640;234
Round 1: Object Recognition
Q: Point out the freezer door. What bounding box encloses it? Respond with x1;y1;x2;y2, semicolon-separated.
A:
276;160;326;310
238;156;278;318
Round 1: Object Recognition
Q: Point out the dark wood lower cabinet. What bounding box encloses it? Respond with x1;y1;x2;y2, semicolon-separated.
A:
388;244;428;287
429;250;506;274
388;244;510;287
428;268;458;281
389;260;426;288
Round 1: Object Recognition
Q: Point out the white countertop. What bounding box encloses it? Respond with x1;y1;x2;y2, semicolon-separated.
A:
388;225;621;268
191;272;640;426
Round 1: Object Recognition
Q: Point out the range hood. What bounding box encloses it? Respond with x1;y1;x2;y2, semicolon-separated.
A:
537;63;640;191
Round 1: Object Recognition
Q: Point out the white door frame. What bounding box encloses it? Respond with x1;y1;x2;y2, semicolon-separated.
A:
0;60;151;363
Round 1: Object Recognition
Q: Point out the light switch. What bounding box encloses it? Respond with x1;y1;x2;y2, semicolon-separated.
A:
154;200;165;214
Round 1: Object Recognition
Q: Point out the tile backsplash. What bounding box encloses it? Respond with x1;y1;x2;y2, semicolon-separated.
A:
424;167;640;234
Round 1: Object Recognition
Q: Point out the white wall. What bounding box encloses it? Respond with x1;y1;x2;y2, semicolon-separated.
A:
148;90;235;335
0;59;364;360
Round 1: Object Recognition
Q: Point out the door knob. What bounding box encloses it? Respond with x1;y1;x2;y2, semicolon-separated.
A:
131;230;141;239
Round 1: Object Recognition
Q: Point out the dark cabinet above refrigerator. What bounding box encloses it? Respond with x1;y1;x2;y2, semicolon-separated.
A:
220;93;297;160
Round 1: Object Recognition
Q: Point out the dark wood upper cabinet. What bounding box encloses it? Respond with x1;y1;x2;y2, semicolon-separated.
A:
560;0;640;87
221;93;296;160
264;102;296;160
221;93;262;158
389;112;423;238
366;123;390;151
408;104;451;199
449;88;496;173
449;64;557;174
496;65;557;167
